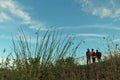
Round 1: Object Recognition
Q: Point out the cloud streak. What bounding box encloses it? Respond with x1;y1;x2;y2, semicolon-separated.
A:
0;0;30;23
0;34;11;40
0;12;12;22
112;39;120;43
79;0;120;21
0;0;46;31
55;24;120;31
71;33;106;38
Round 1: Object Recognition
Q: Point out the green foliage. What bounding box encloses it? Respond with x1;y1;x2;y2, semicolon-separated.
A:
0;30;120;80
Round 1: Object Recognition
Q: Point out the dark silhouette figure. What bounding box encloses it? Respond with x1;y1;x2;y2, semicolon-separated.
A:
96;49;102;62
86;49;91;64
91;49;96;63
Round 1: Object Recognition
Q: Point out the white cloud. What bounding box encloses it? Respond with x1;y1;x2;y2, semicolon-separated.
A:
12;9;31;24
112;39;120;43
0;0;46;31
92;8;112;18
0;0;31;23
85;24;120;31
29;21;48;31
0;34;11;40
71;33;106;38
30;26;49;31
0;12;12;22
55;24;120;31
79;0;120;21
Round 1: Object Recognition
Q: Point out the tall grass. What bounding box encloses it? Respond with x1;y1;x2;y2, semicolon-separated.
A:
6;30;81;80
0;30;120;80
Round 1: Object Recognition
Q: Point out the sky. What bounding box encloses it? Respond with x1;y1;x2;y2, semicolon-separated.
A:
1;0;120;58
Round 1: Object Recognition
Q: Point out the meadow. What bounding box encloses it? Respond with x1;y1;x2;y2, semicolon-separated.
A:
0;30;120;80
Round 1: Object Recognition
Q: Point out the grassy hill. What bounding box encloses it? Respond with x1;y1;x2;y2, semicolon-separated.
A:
0;53;120;80
0;30;120;80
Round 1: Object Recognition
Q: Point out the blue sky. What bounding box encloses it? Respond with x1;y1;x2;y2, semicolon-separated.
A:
1;0;120;58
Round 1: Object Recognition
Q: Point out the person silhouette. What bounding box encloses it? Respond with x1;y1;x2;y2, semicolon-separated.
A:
86;49;91;64
91;49;96;63
96;49;102;62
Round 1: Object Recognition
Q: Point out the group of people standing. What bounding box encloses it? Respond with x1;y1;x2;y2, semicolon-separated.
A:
86;48;102;64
